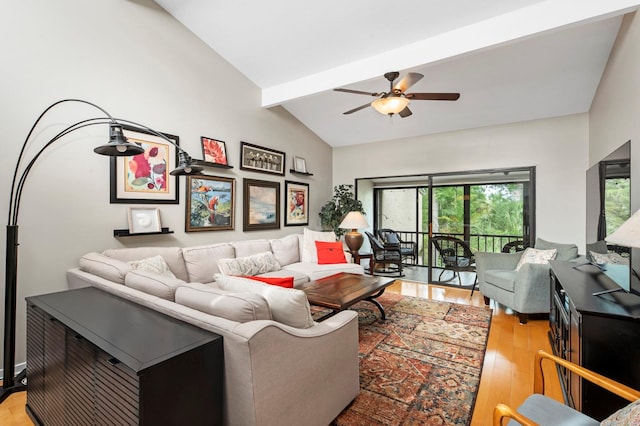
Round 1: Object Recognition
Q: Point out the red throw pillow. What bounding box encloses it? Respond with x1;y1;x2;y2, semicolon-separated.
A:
243;275;294;288
315;241;347;264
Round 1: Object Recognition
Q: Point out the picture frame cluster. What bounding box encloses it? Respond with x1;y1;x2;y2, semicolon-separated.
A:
110;126;311;233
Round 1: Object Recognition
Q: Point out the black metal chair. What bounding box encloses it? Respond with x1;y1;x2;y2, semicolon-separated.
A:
431;236;477;291
377;228;417;265
365;232;403;277
501;240;529;253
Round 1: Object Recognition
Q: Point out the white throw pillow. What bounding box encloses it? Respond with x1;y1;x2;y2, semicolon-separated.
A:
215;274;314;329
270;234;300;266
217;251;281;276
515;248;557;271
301;228;337;263
128;255;176;278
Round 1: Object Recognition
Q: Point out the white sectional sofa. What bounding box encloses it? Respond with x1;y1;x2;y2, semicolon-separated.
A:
66;231;363;426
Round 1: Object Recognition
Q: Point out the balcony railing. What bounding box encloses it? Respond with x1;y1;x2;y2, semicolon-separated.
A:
385;230;525;267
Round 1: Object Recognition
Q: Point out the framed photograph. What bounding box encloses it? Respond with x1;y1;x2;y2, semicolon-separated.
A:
127;207;162;234
243;178;280;231
284;181;309;226
110;125;179;204
201;136;228;165
240;142;285;176
293;156;307;173
186;175;235;232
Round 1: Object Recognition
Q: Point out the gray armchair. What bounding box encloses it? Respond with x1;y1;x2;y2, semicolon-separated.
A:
476;238;578;323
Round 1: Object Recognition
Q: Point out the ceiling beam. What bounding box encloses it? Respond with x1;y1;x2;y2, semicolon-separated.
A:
261;0;640;107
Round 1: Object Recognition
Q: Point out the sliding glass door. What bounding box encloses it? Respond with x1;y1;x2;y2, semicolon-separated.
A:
367;167;535;282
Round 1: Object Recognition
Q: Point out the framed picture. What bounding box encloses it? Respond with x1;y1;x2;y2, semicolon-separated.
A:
293;156;307;173
186;175;235;232
201;136;228;166
240;142;285;176
284;181;309;226
110;125;179;204
243;178;280;231
127;207;162;234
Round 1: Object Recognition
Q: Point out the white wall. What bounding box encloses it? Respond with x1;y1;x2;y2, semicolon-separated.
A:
0;0;332;369
333;113;590;248
590;12;640;212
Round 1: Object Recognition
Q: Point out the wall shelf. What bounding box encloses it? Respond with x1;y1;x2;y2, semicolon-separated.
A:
193;159;233;169
114;227;174;237
289;169;313;176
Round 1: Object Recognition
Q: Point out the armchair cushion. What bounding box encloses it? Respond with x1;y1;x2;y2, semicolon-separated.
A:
535;238;578;261
513;394;598;426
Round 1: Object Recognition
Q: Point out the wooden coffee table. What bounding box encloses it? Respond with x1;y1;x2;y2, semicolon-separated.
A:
298;273;396;321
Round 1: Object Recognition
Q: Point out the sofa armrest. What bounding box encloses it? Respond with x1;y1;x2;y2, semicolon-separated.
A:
513;262;552;313
476;251;523;288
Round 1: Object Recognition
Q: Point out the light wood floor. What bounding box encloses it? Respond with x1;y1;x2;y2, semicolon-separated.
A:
0;279;562;425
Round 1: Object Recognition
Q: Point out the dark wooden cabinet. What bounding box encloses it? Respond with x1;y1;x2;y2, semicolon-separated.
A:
549;261;640;420
26;287;223;425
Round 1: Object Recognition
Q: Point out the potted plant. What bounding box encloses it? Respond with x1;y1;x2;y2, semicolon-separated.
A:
319;184;365;237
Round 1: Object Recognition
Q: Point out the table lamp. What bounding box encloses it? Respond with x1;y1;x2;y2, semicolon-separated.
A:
339;211;369;253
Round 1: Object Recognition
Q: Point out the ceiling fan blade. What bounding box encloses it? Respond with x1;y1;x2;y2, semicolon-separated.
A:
399;107;412;118
393;73;423;94
343;103;371;115
334;88;380;97
406;92;460;101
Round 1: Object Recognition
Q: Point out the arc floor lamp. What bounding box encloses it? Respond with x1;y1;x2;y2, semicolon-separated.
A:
1;99;203;403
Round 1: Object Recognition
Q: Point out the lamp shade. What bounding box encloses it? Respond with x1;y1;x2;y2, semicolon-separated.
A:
339;211;369;229
371;96;409;115
93;124;145;156
606;209;640;248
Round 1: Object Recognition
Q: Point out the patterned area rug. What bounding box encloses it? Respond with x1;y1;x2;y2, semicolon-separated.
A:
312;292;492;426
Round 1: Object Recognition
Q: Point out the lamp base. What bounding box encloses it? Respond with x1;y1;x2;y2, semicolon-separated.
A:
344;230;364;254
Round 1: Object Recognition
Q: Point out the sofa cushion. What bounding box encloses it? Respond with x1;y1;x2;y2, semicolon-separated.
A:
534;238;578;261
270;234;300;266
515;248;557;271
103;247;189;281
79;252;132;285
244;275;294;288
218;251;281;276
484;269;518;292
215;274;314;329
182;243;234;283
232;239;271;258
315;241;347;264
282;262;364;281
124;269;186;301
128;255;176;278
175;285;272;322
302;228;337;262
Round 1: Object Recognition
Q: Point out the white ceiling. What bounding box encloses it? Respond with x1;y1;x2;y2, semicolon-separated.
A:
153;0;640;147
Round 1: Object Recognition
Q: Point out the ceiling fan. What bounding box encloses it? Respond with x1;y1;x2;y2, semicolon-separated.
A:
334;71;460;118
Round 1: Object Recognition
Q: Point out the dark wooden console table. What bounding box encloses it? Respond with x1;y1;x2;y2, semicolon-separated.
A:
549;260;640;420
26;287;223;425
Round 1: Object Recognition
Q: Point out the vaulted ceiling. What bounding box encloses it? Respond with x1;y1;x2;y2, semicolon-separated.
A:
154;0;640;147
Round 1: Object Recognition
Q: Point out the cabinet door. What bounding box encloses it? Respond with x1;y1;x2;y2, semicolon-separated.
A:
569;308;581;411
26;305;45;421
94;350;139;425
65;332;96;425
43;317;68;426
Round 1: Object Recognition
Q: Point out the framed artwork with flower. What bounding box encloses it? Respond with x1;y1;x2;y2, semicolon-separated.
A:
200;136;229;166
284;180;309;226
110;125;179;204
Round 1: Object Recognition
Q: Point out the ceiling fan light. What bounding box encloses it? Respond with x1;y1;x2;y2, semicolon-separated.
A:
371;97;410;115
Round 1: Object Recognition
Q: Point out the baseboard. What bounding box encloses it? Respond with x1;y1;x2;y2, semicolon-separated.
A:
0;361;27;382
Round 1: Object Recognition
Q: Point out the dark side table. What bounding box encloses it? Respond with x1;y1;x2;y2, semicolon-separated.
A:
26;287;223;425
